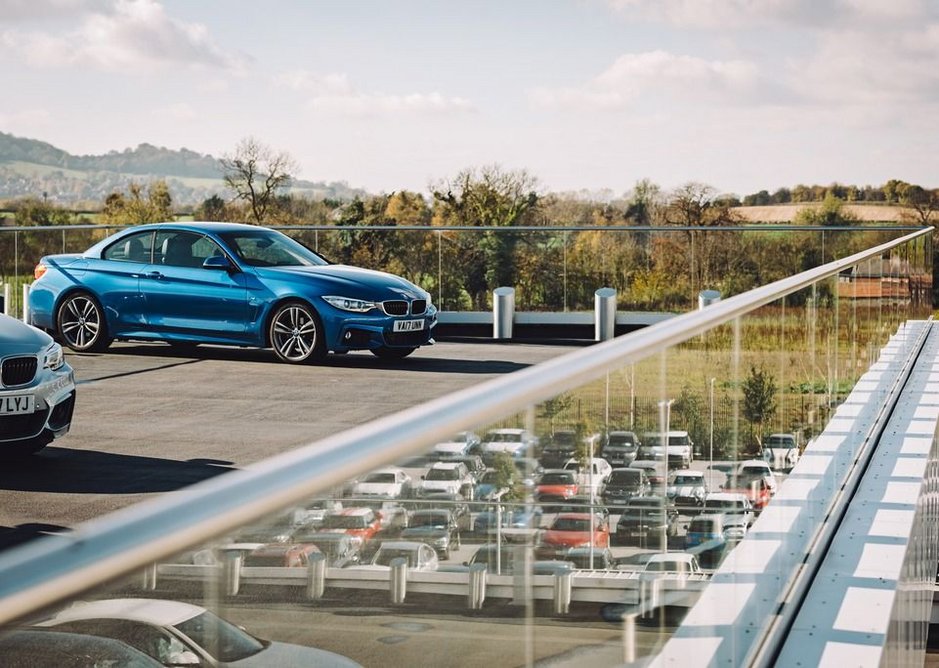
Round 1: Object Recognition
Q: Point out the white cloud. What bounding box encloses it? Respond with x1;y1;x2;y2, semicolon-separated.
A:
605;0;934;28
151;102;197;121
531;50;761;110
0;0;102;21
275;68;474;117
794;25;939;107
0;108;54;130
1;0;248;73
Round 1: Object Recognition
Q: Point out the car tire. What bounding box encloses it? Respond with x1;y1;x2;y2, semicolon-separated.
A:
56;292;112;353
371;346;417;360
268;301;326;364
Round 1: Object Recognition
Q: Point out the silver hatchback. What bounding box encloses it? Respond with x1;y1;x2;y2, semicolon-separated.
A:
0;313;75;456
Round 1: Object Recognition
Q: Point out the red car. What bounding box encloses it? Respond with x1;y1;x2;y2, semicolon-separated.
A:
319;507;383;545
722;475;772;511
536;470;579;503
242;543;322;568
538;512;609;557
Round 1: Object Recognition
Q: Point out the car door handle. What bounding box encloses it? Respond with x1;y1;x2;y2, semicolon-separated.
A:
145;271;164;280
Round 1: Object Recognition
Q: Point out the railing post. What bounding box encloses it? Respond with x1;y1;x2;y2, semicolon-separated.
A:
389;557;408;604
21;283;30;323
306;552;326;600
594;287;616;341
141;563;158;591
553;570;572;615
698;289;721;309
641;577;664;620
623;612;638;663
223;554;242;597
492;287;515;340
468;563;487;610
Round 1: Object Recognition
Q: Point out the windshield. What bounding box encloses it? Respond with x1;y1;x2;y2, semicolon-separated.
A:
217;228;327;268
409;513;448;528
672;475;702;485
705;499;746;512
609;470;640;486
645;560;689;573
486;432;522;443
426;468;459;481
362;473;397;484
550;517;591;531
540;472;575;485
372;547;420;567
323;515;367;529
174;610;266;662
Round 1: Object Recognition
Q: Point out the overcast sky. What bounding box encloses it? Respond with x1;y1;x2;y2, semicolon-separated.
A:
1;0;937;198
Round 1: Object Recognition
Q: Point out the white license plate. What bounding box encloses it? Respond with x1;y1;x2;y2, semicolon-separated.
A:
393;319;425;332
0;394;34;415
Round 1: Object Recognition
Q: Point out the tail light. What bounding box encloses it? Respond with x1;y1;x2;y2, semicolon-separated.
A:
34;262;47;280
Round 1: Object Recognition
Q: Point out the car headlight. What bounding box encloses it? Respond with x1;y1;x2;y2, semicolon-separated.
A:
323;296;377;313
433;536;448;547
43;342;64;371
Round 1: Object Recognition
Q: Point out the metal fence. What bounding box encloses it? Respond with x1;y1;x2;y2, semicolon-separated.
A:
0;225;932;667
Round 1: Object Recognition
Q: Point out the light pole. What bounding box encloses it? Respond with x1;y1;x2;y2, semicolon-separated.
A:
658;399;674;554
709;378;716;489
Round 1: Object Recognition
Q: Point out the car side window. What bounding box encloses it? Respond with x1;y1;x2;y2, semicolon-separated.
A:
103;231;154;263
52;618;200;665
154;231;224;269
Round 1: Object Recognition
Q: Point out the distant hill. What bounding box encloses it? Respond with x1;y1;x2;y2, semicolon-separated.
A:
0;132;367;208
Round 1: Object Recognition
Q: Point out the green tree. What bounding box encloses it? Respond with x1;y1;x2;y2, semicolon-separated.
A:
742;364;777;451
101;181;174;225
195;195;228;221
794;192;858;227
432;165;539;307
220;137;298;224
491;452;522;501
539;393;574;436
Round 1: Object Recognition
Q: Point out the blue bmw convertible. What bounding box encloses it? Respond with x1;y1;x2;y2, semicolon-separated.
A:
28;222;437;364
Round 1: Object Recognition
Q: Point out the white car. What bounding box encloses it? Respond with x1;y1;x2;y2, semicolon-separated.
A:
348;466;412;499
354;540;440;571
641;552;702;578
736;459;778;495
762;433;800;472
431;430;480;459
562;457;613;496
37;598;360;666
667;469;709;507
0;313;76;457
479;428;538;463
417;461;474;498
703;491;755;539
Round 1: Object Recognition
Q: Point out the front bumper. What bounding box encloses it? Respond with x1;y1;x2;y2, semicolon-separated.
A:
0;363;76;446
324;305;438;353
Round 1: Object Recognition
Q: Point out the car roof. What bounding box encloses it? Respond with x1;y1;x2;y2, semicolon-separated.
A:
646;553;695;563
428;461;462;470
554;512;594;520
330;507;374;517
375;540;428;550
486;428;525;435
42;598;202;627
706;492;750;502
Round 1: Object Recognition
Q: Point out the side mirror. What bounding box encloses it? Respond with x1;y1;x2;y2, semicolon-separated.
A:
203;255;235;271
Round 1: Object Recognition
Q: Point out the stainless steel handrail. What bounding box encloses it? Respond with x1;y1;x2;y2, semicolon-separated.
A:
0;227;930;625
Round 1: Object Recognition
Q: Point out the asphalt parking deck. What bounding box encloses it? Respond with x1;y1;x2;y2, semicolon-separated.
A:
0;340;573;549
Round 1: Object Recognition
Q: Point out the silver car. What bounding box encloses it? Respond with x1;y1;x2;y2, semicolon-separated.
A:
0;314;75;456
